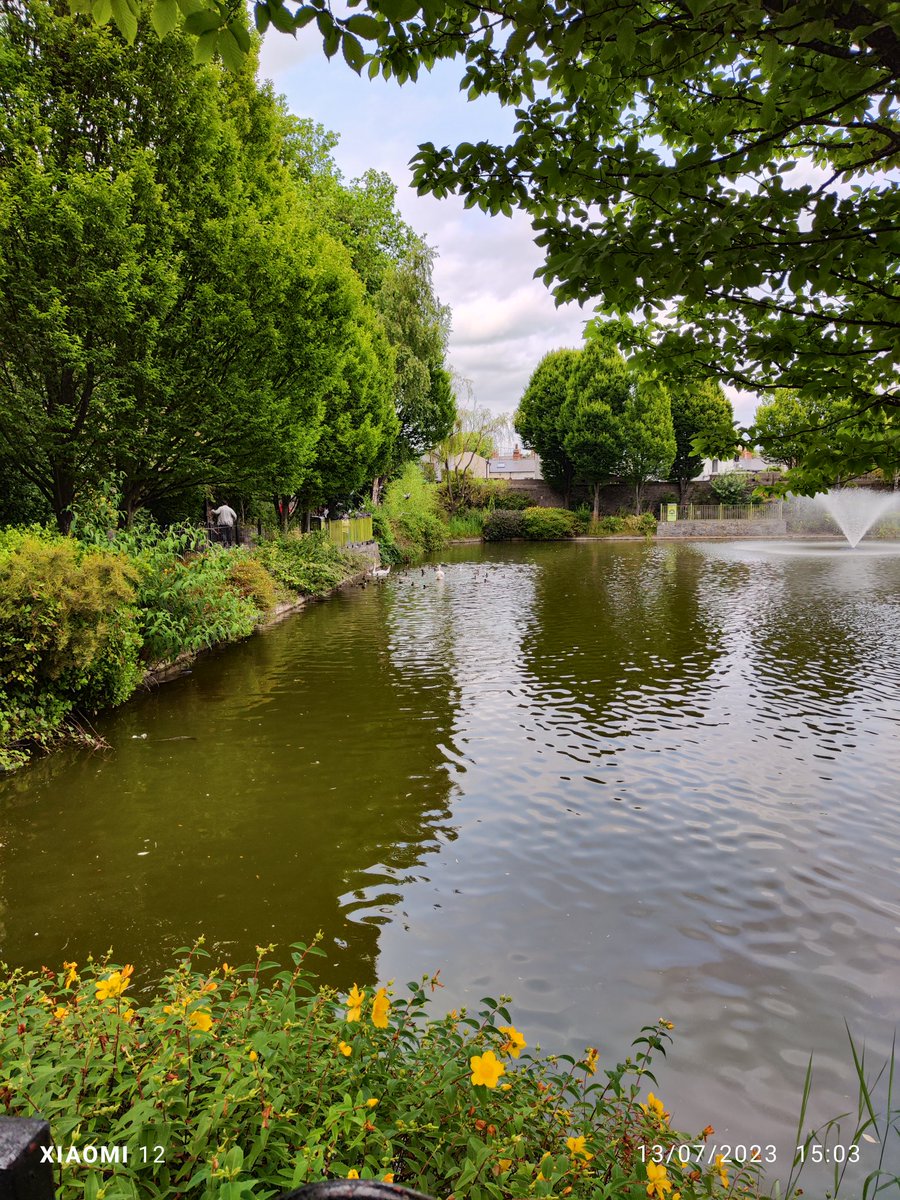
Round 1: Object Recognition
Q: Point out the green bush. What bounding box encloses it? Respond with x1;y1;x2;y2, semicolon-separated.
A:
372;509;403;565
483;510;526;541
598;516;625;534
436;478;532;513
627;513;659;536
522;507;577;540
252;533;350;598
378;464;446;562
0;529;142;769
0;948;747;1200
710;472;750;504
226;552;282;611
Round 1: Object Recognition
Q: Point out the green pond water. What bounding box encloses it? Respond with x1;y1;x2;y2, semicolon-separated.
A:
2;540;898;1183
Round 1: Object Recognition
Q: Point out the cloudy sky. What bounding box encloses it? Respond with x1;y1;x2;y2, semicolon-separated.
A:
259;32;758;429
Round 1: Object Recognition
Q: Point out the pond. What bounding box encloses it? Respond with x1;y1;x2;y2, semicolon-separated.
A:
2;540;898;1184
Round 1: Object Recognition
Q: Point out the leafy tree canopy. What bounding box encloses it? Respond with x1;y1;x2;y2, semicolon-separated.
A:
65;0;899;488
515;349;580;502
666;378;735;502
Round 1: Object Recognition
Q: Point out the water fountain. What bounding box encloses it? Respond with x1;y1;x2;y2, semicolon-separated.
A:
810;487;900;547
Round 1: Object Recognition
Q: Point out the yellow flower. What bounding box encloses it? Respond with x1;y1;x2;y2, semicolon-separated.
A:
470;1050;505;1088
641;1092;670;1124
346;984;365;1022
498;1024;526;1058
53;1005;69;1021
63;961;78;987
222;963;234;976
537;1153;552;1181
646;1160;673;1198
371;987;390;1029
249;1050;258;1062
500;1082;512;1091
122;1009;135;1024
715;1155;729;1189
566;1136;593;1161
497;1159;512;1173
347;1169;359;1179
365;1098;379;1108
659;1018;675;1030
382;1173;394;1183
338;1041;352;1057
188;1008;213;1032
95;965;133;1001
584;1047;599;1075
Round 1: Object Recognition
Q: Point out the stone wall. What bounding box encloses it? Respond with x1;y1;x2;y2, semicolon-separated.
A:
506;479;719;512
657;519;787;538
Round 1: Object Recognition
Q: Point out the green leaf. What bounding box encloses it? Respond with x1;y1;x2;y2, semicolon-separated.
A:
184;8;222;34
109;0;138;41
150;0;179;36
618;18;635;58
341;31;364;71
228;18;251;53
192;28;218;61
268;1;297;33
377;0;420;21
217;27;244;70
344;13;381;38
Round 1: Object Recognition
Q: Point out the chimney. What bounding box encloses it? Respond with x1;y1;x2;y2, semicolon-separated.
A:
513;444;521;459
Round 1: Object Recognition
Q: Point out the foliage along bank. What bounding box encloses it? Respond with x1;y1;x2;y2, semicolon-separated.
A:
0;523;361;773
0;942;767;1200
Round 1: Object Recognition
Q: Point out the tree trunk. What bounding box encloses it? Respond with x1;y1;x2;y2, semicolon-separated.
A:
678;476;689;504
371;476;382;506
634;482;642;514
592;480;601;521
52;466;76;535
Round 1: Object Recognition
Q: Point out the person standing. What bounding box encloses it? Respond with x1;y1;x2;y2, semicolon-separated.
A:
210;501;238;547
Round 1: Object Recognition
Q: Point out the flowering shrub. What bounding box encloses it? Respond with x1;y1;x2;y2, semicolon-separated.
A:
0;945;764;1200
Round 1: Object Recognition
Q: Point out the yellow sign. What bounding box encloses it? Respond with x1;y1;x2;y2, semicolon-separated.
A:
666;504;678;522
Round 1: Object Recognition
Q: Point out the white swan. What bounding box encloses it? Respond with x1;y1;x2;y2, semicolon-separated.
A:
371;564;391;579
434;564;445;579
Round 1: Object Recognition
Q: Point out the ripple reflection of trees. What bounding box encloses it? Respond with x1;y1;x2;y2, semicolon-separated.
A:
742;553;896;714
0;591;459;990
518;544;724;735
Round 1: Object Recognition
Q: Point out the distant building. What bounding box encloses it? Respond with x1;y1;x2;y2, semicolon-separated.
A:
696;449;771;480
488;445;543;480
424;450;490;480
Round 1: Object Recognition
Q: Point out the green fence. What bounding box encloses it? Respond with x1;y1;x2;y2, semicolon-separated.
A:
659;502;784;522
326;515;374;547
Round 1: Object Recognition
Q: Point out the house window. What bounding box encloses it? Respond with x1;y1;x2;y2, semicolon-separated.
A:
711;459;719;474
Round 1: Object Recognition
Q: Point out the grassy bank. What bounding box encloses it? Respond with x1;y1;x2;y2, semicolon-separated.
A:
0;945;772;1200
373;466;659;561
0;524;363;772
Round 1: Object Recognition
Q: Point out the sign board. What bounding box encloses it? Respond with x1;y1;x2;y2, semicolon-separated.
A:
666;504;678;522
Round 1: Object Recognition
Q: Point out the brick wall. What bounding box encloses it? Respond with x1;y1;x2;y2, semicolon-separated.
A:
657;519;788;538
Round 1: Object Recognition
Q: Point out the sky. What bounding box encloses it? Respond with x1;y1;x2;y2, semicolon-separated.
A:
258;31;758;430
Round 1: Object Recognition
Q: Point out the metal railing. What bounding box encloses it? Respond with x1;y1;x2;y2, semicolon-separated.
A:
659;501;783;522
326;515;374;548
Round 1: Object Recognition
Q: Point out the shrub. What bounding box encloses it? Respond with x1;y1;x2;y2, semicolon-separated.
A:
625;513;659;536
0;948;747;1200
378;464;446;562
372;509;403;565
710;471;750;504
598;515;625;533
483;509;526;540
253;532;349;598
226;552;281;611
522;507;577;539
0;529;142;768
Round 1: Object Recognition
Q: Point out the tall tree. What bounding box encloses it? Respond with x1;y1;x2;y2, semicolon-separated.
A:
618;378;676;513
561;340;631;520
376;240;454;464
515;349;579;505
112;0;897;485
667;380;736;503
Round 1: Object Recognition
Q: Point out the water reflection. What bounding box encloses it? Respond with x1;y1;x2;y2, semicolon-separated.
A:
1;541;898;1185
0;587;459;986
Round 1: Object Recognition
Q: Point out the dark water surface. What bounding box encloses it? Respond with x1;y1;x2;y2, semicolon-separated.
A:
2;540;898;1183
